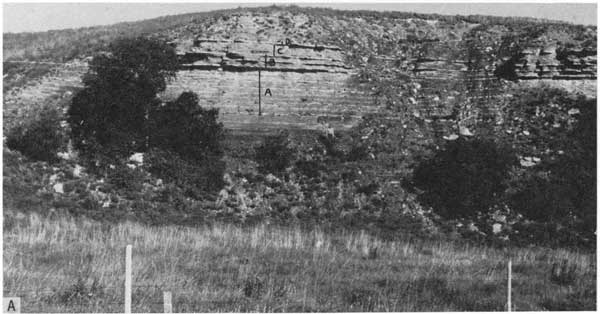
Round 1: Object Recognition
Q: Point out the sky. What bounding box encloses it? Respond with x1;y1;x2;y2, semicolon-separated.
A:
2;2;598;33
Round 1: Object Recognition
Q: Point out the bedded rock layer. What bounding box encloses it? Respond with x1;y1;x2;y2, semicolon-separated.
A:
4;8;596;135
163;38;375;132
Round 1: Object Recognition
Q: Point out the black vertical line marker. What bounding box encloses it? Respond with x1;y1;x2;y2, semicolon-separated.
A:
258;69;262;116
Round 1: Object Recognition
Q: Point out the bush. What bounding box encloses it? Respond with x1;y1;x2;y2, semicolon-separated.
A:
145;148;225;198
254;131;295;174
106;163;145;193
409;137;517;219
148;91;224;163
497;88;596;243
6;105;64;163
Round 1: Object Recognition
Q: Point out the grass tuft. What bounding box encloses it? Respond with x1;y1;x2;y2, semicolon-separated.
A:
550;259;578;286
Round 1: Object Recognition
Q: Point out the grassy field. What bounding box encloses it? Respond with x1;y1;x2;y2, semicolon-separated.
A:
3;210;595;312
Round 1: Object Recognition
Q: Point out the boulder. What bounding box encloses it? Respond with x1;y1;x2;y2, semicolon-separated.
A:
459;126;474;136
72;164;84;178
53;183;64;194
492;223;502;234
265;173;281;185
128;153;144;165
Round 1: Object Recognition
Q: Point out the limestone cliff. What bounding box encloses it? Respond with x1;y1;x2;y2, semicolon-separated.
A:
3;6;597;134
163;38;374;132
497;44;597;80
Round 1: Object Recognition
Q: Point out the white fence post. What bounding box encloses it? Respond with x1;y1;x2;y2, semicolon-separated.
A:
507;259;512;312
125;244;132;314
163;291;172;313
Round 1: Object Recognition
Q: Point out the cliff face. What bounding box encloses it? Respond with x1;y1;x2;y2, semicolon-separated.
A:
161;9;596;132
499;44;597;80
3;6;597;134
162;38;374;132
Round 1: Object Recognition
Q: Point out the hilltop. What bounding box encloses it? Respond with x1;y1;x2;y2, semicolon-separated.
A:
3;6;596;130
4;5;593;61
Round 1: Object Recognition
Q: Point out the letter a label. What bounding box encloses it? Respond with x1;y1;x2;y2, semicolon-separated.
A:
264;88;272;97
4;298;20;313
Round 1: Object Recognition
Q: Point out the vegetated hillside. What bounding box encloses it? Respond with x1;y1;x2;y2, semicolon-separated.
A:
3;7;597;312
2;6;597;248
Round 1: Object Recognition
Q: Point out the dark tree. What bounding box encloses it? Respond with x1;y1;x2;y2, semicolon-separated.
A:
410;138;517;219
148;91;224;163
147;92;225;196
67;37;178;158
509;93;596;237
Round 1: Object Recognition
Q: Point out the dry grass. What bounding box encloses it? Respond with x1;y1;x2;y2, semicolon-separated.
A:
3;210;595;312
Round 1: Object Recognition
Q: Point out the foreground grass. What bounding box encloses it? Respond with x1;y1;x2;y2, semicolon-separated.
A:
3;211;595;312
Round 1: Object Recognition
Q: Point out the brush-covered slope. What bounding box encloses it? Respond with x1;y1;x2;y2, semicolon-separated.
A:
3;5;597;133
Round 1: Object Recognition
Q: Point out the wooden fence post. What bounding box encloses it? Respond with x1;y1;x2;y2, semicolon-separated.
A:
507;259;512;312
163;291;172;313
125;244;132;314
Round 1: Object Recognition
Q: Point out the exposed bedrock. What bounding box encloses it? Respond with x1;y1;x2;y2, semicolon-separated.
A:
162;36;596;133
163;38;374;131
496;44;597;81
4;24;596;134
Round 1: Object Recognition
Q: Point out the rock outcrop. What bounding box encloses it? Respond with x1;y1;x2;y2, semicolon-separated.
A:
508;44;596;80
3;7;596;135
163;38;374;132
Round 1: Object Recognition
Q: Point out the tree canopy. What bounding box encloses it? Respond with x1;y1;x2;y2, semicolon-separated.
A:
67;36;178;157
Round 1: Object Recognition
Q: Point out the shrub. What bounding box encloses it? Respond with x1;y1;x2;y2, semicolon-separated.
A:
145;148;225;198
148;91;224;163
409;137;517;219
6;105;64;163
254;131;295;174
505;90;596;241
106;163;145;193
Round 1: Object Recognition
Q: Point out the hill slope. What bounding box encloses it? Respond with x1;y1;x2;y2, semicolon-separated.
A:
2;8;597;312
